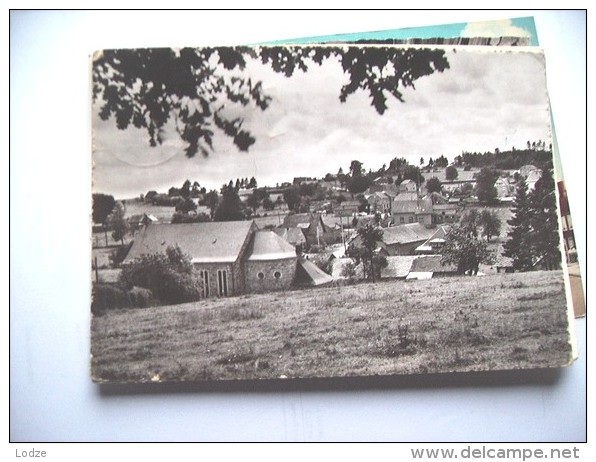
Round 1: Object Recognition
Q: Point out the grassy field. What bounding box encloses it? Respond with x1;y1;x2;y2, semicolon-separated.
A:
123;198;177;222
91;270;573;383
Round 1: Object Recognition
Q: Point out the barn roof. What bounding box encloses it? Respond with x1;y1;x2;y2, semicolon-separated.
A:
282;213;322;229
124;221;255;264
394;191;420;202
381;223;437;245
381;256;417;279
415;225;452;252
274;226;307;246
409;255;458;273
392;198;433;214
247;231;297;261
296;258;334;286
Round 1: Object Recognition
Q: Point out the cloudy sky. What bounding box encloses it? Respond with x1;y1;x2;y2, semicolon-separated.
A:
92;46;552;199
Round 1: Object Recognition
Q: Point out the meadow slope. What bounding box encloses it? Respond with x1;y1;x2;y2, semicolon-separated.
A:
91;270;573;383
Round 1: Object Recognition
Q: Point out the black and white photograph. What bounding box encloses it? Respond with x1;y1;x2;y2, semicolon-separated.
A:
90;44;575;384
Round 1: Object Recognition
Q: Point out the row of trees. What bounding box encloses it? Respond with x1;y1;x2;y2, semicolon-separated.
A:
453;145;552;171
92;193;130;245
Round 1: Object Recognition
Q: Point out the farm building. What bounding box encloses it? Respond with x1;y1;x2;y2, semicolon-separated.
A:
414;225;451;254
282;213;330;248
128;213;158;231
295;258;334;287
365;191;393;214
274;226;307;252
123;221;300;297
399;179;418;193
378;222;437;256
380;256;418;279
392;197;434;226
406;255;459;280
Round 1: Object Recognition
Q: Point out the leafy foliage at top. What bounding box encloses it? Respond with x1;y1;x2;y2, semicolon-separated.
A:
93;46;449;158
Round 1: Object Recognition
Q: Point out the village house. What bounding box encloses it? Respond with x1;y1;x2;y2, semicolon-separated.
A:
365;191;393;214
525;169;542;191
405;255;459;280
377;222;437;256
398;179;418;193
274;226;307;252
281;212;332;248
392;197;434;225
495;177;514;199
128;213;158;231
123;221;309;297
334;199;361;216
414;225;451;254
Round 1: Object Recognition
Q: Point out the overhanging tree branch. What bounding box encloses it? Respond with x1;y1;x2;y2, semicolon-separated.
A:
93;46;450;158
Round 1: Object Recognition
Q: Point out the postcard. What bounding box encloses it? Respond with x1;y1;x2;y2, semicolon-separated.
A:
91;44;576;383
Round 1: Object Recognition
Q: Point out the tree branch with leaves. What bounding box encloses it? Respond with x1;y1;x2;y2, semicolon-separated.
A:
93;46;449;158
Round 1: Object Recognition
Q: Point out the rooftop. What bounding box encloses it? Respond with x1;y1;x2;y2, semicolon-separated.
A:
247;230;297;261
381;223;437;245
124;221;255;264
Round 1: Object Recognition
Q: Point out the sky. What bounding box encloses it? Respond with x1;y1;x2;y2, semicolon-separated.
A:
92;45;552;199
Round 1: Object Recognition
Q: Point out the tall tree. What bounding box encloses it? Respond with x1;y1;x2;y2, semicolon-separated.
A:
247;177;258;189
475;168;499;204
283;187;301;212
426;177;442;194
191;181;201;197
214;185;245;221
92;193;116;246
503;180;533;271
175;197;197;214
180;179;192;199
346;175;372;195
245;192;261;214
107;202;129;245
356;224;385;283
349;160;364;178
528;167;561;270
478;209;502;241
441;226;495;275
92;193;116;225
202;189;219;219
445;165;458;181
402;165;424;185
93;46;449;158
460;209;481;238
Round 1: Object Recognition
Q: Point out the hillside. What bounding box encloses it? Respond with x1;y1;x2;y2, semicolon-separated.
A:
91;270;573;383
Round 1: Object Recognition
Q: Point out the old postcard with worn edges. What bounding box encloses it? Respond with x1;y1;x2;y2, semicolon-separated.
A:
91;44;576;384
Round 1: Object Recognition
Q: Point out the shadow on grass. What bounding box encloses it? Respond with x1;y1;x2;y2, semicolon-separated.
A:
96;366;564;397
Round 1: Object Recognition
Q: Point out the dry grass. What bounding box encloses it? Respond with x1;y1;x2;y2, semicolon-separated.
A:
123;199;176;222
90;271;573;383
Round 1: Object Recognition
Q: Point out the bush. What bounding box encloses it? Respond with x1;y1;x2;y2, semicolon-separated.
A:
92;283;154;313
92;283;129;313
120;245;203;305
127;286;153;308
341;261;357;280
171;211;211;223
